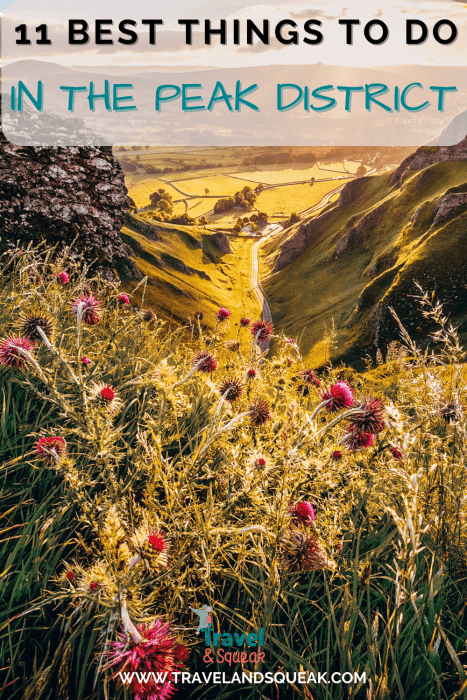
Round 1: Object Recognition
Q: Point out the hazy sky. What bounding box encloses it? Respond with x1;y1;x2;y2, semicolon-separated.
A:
3;0;467;67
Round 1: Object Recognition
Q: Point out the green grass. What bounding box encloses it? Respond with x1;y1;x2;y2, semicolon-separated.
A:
120;216;261;326
261;161;467;367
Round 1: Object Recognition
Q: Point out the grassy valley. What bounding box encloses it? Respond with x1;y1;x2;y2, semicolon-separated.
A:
261;157;467;367
120;214;261;325
117;145;413;344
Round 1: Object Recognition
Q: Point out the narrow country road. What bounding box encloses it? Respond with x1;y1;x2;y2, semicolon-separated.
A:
249;181;347;351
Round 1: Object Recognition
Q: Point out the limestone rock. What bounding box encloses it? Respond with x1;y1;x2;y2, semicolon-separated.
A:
0;130;134;277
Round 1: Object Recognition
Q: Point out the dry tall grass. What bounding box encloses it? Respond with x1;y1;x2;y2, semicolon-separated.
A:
1;246;467;700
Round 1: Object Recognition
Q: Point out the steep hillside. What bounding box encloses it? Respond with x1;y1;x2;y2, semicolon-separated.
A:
121;214;260;325
261;141;467;367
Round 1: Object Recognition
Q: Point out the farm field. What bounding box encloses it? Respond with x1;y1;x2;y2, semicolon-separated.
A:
256;180;343;219
170;174;260;196
125;175;182;209
232;161;359;184
125;168;351;226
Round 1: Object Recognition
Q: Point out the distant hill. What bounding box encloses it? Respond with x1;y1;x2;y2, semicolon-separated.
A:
261;138;467;367
429;110;467;146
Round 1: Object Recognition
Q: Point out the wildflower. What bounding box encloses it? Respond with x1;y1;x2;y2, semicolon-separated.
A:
280;529;327;572
332;450;343;460
240;317;250;327
219;377;243;403
82;356;90;366
251;320;273;342
56;271;69;284
225;340;240;352
143;309;157;323
286;357;293;365
247;368;256;378
71;293;101;326
389;446;404;461
66;571;74;581
36;436;67;463
300;369;320;387
101;386;115;402
77;562;112;599
117;293;130;305
106;618;188;700
148;533;167;553
194;310;204;321
249;398;270;427
438;399;463;424
90;383;123;414
290;501;316;525
287;338;295;344
130;526;170;570
297;368;321;395
192;352;218;373
341;431;375;452
18;311;54;344
321;381;354;413
256;457;266;467
217;307;230;322
348;396;385;434
0;336;35;369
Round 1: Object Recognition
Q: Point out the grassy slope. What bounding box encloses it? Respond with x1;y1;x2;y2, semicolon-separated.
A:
120;216;260;327
261;161;467;366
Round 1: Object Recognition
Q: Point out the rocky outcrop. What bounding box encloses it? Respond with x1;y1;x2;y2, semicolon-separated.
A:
334;202;389;260
390;137;467;187
273;209;335;272
160;253;211;280
125;214;160;242
207;232;231;255
0;130;135;278
432;184;467;227
273;176;379;272
338;177;368;207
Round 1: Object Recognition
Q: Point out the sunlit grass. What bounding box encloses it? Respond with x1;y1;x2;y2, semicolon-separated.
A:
1;246;467;699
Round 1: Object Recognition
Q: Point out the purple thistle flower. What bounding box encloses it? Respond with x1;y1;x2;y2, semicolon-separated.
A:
70;294;101;326
249;398;270;427
290;501;316;525
56;271;69;284
219;377;243;403
106;619;188;700
320;382;354;413
280;529;327;572
36;436;66;463
251;320;273;342
216;308;230;322
193;352;218;373
341;431;375;452
347;396;385;434
0;336;35;369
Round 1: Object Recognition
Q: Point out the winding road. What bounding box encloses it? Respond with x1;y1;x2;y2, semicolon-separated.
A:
249;181;348;350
